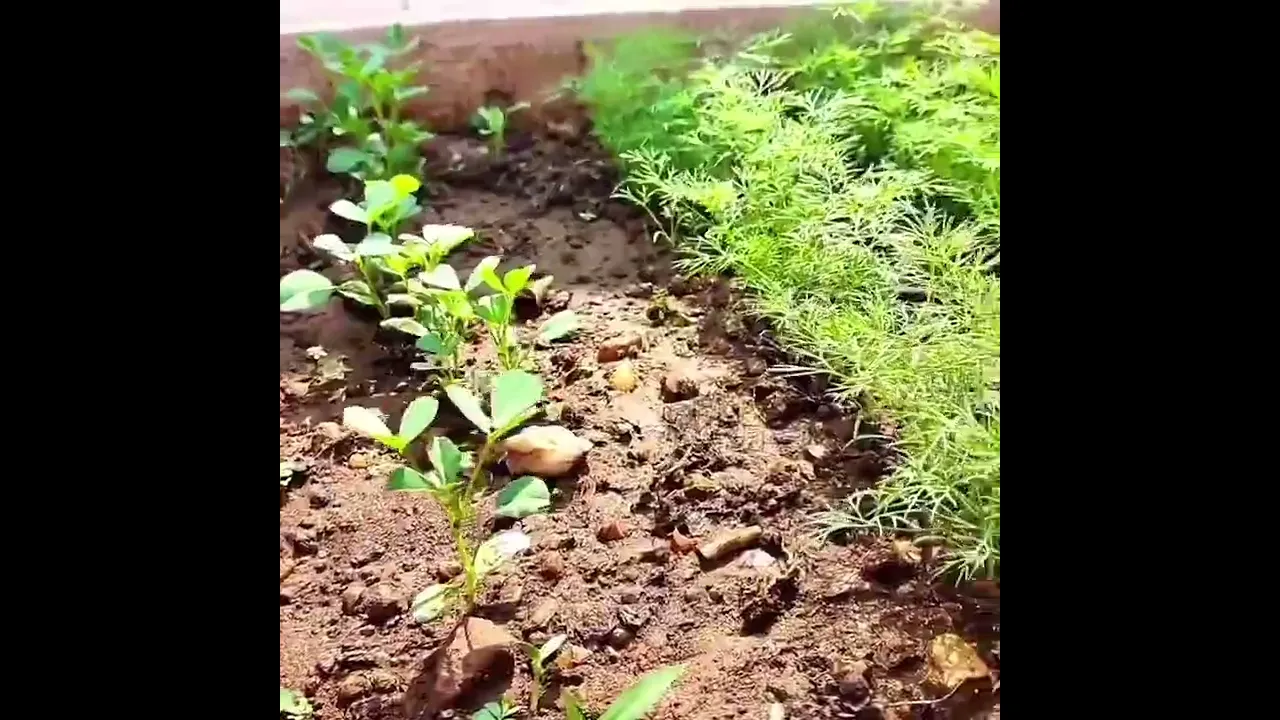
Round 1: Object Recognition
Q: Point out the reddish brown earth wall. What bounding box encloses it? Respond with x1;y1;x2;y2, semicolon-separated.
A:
278;1;1000;132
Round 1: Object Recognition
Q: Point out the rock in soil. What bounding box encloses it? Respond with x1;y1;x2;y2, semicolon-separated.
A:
537;551;567;580
769;703;786;720
336;669;400;706
661;366;701;402
835;659;871;702
696;525;764;561
404;617;520;718
502;425;592;477
359;582;406;624
925;633;990;692
610;360;639;392
597;333;644;362
597;520;631;542
606;626;634;649
670;530;699;555
555;643;592;671
348;453;369;469
528;598;559;629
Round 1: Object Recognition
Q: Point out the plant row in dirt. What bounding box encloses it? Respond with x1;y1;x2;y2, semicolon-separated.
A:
573;0;1001;581
279;25;687;720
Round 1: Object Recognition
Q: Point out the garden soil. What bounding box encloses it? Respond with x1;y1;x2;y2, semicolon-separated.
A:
278;134;1000;720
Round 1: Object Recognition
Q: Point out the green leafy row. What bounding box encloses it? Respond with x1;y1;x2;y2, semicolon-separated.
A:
575;1;1000;580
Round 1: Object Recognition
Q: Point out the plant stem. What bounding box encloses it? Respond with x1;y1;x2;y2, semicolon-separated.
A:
357;258;389;318
458;437;496;609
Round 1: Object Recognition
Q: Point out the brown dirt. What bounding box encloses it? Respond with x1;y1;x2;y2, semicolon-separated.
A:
279;135;1000;720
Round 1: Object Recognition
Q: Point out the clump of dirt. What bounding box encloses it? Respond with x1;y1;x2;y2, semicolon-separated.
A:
279;134;1000;720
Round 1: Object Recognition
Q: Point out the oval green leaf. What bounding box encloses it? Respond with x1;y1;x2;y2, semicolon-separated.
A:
336;279;378;307
390;174;421;196
420;224;474;253
420;264;461;290
598;664;687;720
428;436;466;483
411;583;454;623
495;476;550;518
280;270;335;312
537;310;581;344
466;255;505;293
490;370;544;432
503;265;536;295
342;406;396;446
445;383;492;434
387;466;435;491
380;317;429;337
311;234;355;262
354;233;396;257
398;396;438;443
329;198;368;224
326;147;370;173
474;529;531;577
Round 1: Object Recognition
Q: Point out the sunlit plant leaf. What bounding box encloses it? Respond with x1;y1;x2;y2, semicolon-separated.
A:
503;265;535;294
311;234;355;262
336;279;378;306
380;317;429;336
490;370;544;432
343;406;401;449
537;310;581;344
330;198;369;224
398;397;438;444
428;436;466;483
354;233;397;256
280;270;335;312
411;583;454;623
445;383;492;434
495;476;550;518
467;255;505;293
387;466;435;491
474;529;531;577
598;664;687;720
420;264;461;290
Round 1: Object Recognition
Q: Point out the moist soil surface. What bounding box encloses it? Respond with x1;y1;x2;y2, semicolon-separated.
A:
279;135;1001;720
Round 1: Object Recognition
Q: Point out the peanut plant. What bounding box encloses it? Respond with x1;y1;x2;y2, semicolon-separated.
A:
283;24;433;181
472;102;529;158
344;370;552;620
278;175;423;318
524;633;568;714
564;664;686;720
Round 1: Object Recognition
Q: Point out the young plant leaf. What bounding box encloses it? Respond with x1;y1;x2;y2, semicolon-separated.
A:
420;224;475;253
495;476;551;518
411;583;454;623
445;383;492;434
490;370;544;432
598;664;687;720
280;687;313;718
336;279;378;306
398;397;439;444
428;436;466;483
380;317;429;336
284;87;321;103
471;700;517;720
466;255;505;293
387;293;421;307
564;691;588;720
503;265;536;295
420;264;461;290
330;199;369;224
474;529;531;577
342;406;400;448
416;333;445;355
390;174;421;196
354;233;396;256
388;466;436;491
539;633;568;663
311;234;355;262
280;270;335;312
530;275;556;305
327;147;371;174
537;310;581;344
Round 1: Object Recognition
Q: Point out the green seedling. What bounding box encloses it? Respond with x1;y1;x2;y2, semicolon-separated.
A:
381;225;478;380
285;24;433;180
467;256;549;370
563;664;685;720
473;697;520;720
472;102;530;158
345;370;549;619
278;175;423;318
280;687;313;720
523;633;568;714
